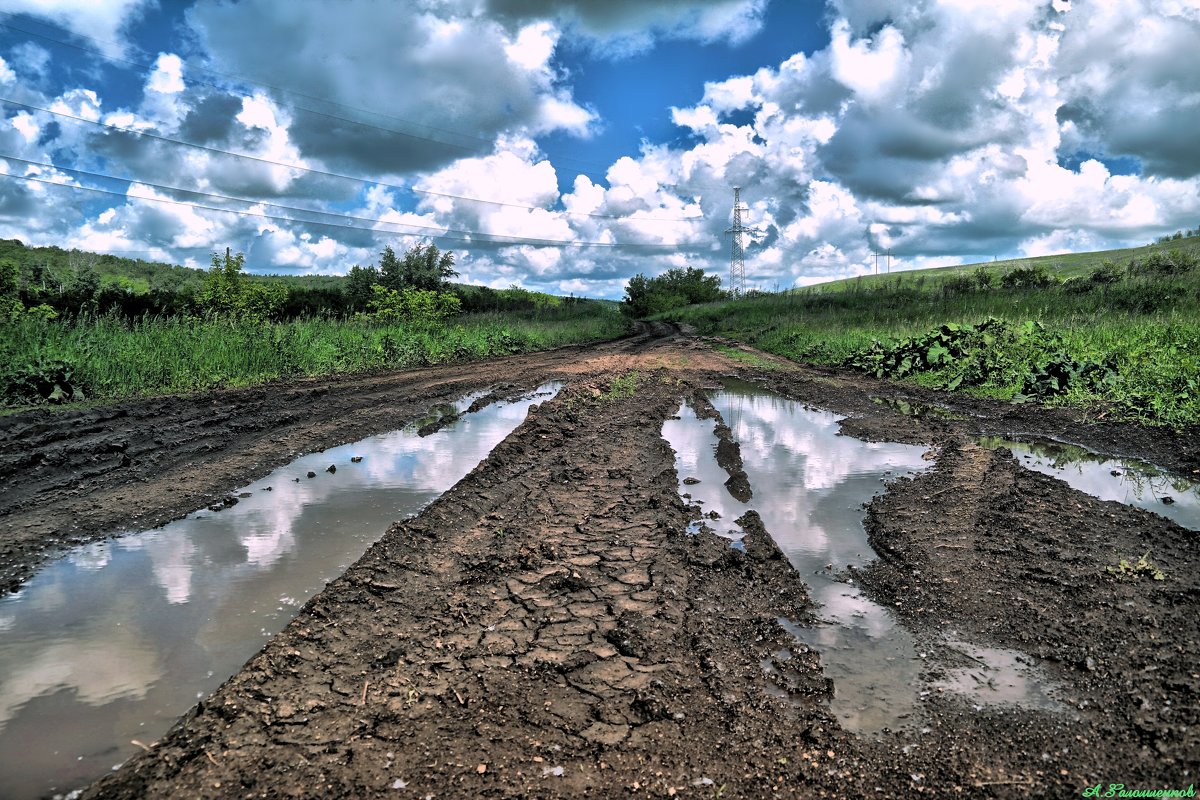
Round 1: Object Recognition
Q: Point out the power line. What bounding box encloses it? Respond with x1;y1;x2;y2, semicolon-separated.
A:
0;14;642;185
3;154;680;246
0;170;698;250
0;97;704;223
0;18;490;153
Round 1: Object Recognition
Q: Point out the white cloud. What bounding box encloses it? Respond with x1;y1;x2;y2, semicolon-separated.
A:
186;0;596;174
486;0;768;55
2;0;151;57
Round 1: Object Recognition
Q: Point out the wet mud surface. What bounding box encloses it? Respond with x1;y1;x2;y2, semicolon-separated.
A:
2;324;1198;797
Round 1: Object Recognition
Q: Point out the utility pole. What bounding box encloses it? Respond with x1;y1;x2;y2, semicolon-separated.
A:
887;248;891;273
725;187;748;297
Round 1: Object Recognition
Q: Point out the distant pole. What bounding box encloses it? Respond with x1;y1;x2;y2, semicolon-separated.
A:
887;249;891;273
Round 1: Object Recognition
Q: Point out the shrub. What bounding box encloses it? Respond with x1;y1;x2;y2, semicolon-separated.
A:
1;356;84;404
942;274;976;296
1110;283;1176;313
1090;261;1124;285
1001;264;1057;289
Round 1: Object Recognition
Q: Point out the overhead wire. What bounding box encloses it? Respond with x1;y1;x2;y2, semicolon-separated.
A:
1;97;710;225
0;14;682;195
0;169;702;250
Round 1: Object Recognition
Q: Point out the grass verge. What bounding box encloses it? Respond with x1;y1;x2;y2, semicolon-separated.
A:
1;307;631;407
662;248;1200;427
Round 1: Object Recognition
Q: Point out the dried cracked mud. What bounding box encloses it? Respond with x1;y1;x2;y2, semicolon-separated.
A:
2;323;1198;798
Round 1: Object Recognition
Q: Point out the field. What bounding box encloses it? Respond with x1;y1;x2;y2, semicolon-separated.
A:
661;240;1200;427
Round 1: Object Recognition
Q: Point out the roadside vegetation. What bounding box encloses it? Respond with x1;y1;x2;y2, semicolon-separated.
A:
659;240;1200;428
0;241;629;408
621;265;724;317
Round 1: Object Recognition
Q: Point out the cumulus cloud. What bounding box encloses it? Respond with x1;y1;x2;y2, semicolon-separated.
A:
1;0;151;57
3;0;1200;297
630;0;1200;286
185;0;595;175
485;0;768;54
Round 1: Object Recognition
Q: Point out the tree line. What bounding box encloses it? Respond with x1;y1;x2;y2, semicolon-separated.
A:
0;239;592;322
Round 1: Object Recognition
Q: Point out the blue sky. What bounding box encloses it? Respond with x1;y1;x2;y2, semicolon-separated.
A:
0;0;1198;297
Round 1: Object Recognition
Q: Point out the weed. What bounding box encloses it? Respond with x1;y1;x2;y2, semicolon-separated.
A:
1106;552;1165;581
601;371;640;401
0;309;631;406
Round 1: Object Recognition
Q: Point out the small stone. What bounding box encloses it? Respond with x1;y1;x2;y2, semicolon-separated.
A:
1162;496;1175;505
476;764;487;774
326;464;337;474
682;477;700;485
306;471;316;479
351;456;363;463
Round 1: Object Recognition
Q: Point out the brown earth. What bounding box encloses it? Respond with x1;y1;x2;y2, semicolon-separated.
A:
1;324;1198;798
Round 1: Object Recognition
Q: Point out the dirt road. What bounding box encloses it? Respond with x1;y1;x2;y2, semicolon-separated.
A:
2;325;1197;797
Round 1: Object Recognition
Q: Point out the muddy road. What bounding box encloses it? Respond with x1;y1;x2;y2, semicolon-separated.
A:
1;324;1198;798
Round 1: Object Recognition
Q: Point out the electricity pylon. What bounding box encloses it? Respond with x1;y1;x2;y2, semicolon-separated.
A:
725;187;747;296
724;187;760;296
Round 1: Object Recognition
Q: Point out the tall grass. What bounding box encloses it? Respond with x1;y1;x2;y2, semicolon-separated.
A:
662;257;1200;427
1;305;631;405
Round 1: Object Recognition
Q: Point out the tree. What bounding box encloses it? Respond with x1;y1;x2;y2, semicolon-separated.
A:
378;245;403;291
67;250;101;311
196;249;287;321
376;242;458;292
345;264;380;310
621;266;724;317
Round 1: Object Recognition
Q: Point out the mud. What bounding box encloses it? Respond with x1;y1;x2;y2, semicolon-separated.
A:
1;324;1197;798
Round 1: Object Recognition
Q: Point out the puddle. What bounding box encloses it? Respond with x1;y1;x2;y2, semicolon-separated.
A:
931;638;1063;713
979;436;1200;531
661;411;749;543
665;381;1066;734
0;384;559;800
870;395;962;421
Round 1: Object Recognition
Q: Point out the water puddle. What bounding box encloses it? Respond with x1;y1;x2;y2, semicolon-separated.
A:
870;395;962;421
0;384;559;800
979;436;1200;531
664;381;1065;734
930;638;1063;713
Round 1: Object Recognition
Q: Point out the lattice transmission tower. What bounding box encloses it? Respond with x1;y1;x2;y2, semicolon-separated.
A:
724;187;754;296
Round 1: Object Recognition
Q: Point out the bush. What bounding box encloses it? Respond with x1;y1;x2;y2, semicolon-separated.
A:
1110;283;1177;313
1001;264;1057;289
1130;248;1198;277
622;267;723;317
1090;261;1124;285
1;356;84;404
973;269;995;289
942;274;976;296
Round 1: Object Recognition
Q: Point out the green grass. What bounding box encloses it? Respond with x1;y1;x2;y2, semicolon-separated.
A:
1;306;631;407
812;238;1200;292
662;245;1200;427
601;371;640;401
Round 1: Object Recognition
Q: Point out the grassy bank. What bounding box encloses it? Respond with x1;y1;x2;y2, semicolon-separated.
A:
662;246;1200;427
1;305;630;407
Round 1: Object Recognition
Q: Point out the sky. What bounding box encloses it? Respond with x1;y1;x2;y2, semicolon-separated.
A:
0;0;1197;298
